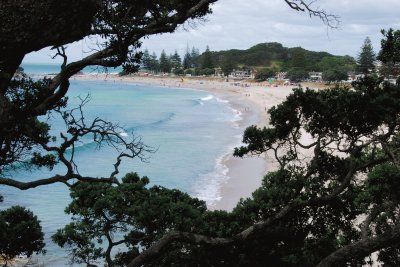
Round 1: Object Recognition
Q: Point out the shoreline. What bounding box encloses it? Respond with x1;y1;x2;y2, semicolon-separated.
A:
72;74;295;211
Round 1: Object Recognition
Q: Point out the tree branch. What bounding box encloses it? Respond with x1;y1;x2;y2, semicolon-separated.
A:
284;0;340;28
317;223;400;267
127;148;389;266
127;231;235;267
1;97;153;189
0;174;114;190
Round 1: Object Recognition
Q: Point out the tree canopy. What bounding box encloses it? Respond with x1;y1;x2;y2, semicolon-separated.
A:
322;68;348;82
0;204;45;265
378;28;400;77
170;50;182;72
234;76;400;266
53;172;207;266
255;68;277;81
0;0;216;188
286;67;309;82
159;50;171;73
0;0;217;262
55;75;400;266
0;0;355;265
202;42;355;75
357;37;376;74
221;56;235;77
200;45;214;69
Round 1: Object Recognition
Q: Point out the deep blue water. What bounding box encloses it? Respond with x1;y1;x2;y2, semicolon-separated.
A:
0;76;250;265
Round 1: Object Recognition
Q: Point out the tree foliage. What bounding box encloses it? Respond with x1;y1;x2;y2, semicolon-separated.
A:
0;0;215;188
52;75;400;266
0;0;352;265
190;47;201;68
206;42;355;74
322;68;348;82
150;52;160;73
357;37;376;74
159;50;171;73
53;173;207;266
221;56;235;77
378;28;400;77
182;46;193;70
141;49;152;71
170;50;182;72
289;47;307;69
0;1;215;262
255;68;276;81
0;203;45;264
233;76;400;266
200;45;214;69
317;56;356;73
286;67;309;82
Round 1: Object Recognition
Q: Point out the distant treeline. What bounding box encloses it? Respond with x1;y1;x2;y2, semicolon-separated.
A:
139;46;216;76
137;42;357;81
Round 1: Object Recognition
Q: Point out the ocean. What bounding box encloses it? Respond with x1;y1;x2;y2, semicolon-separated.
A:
0;66;253;265
21;63;123;75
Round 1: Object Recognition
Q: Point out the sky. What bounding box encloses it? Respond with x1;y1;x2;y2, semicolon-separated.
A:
24;0;400;64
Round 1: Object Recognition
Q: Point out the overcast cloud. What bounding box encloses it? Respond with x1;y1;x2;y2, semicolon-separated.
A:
24;0;400;63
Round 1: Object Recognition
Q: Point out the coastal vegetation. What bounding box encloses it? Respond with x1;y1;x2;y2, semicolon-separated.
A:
378;28;400;77
204;43;356;74
0;200;45;264
139;42;357;81
1;1;400;267
0;1;216;265
54;61;400;266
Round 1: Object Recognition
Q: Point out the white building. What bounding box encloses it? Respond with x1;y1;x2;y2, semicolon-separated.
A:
309;72;323;81
230;69;255;79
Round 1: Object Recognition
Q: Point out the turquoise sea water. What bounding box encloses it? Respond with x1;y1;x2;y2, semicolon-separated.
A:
1;69;253;265
21;63;122;75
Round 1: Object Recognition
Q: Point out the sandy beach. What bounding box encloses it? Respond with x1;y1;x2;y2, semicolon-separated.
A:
73;73;297;211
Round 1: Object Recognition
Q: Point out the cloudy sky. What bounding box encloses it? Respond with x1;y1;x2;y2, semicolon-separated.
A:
24;0;400;63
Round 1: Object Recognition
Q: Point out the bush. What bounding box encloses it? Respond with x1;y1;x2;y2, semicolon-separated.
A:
322;69;348;82
202;68;215;76
0;206;45;263
286;67;309;82
255;68;276;81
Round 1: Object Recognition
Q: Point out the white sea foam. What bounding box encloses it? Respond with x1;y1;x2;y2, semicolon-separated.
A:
64;139;94;151
216;97;229;103
231;108;243;122
193;135;243;207
201;94;214;101
230;108;243;129
193;153;230;206
192;97;250;206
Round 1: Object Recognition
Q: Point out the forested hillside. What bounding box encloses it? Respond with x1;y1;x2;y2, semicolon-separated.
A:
142;42;357;81
201;42;356;72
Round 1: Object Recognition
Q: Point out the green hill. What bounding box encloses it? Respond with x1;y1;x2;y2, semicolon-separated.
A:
198;42;356;73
